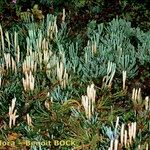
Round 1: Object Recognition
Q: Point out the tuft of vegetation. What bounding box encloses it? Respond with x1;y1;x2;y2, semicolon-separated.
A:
0;12;150;149
0;0;150;149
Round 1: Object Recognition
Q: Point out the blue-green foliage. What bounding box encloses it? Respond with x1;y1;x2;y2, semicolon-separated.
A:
19;15;149;101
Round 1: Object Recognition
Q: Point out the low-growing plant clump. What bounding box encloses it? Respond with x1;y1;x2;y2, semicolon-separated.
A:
0;2;150;150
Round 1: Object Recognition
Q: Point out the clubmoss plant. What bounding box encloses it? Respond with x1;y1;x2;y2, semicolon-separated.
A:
0;14;150;149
